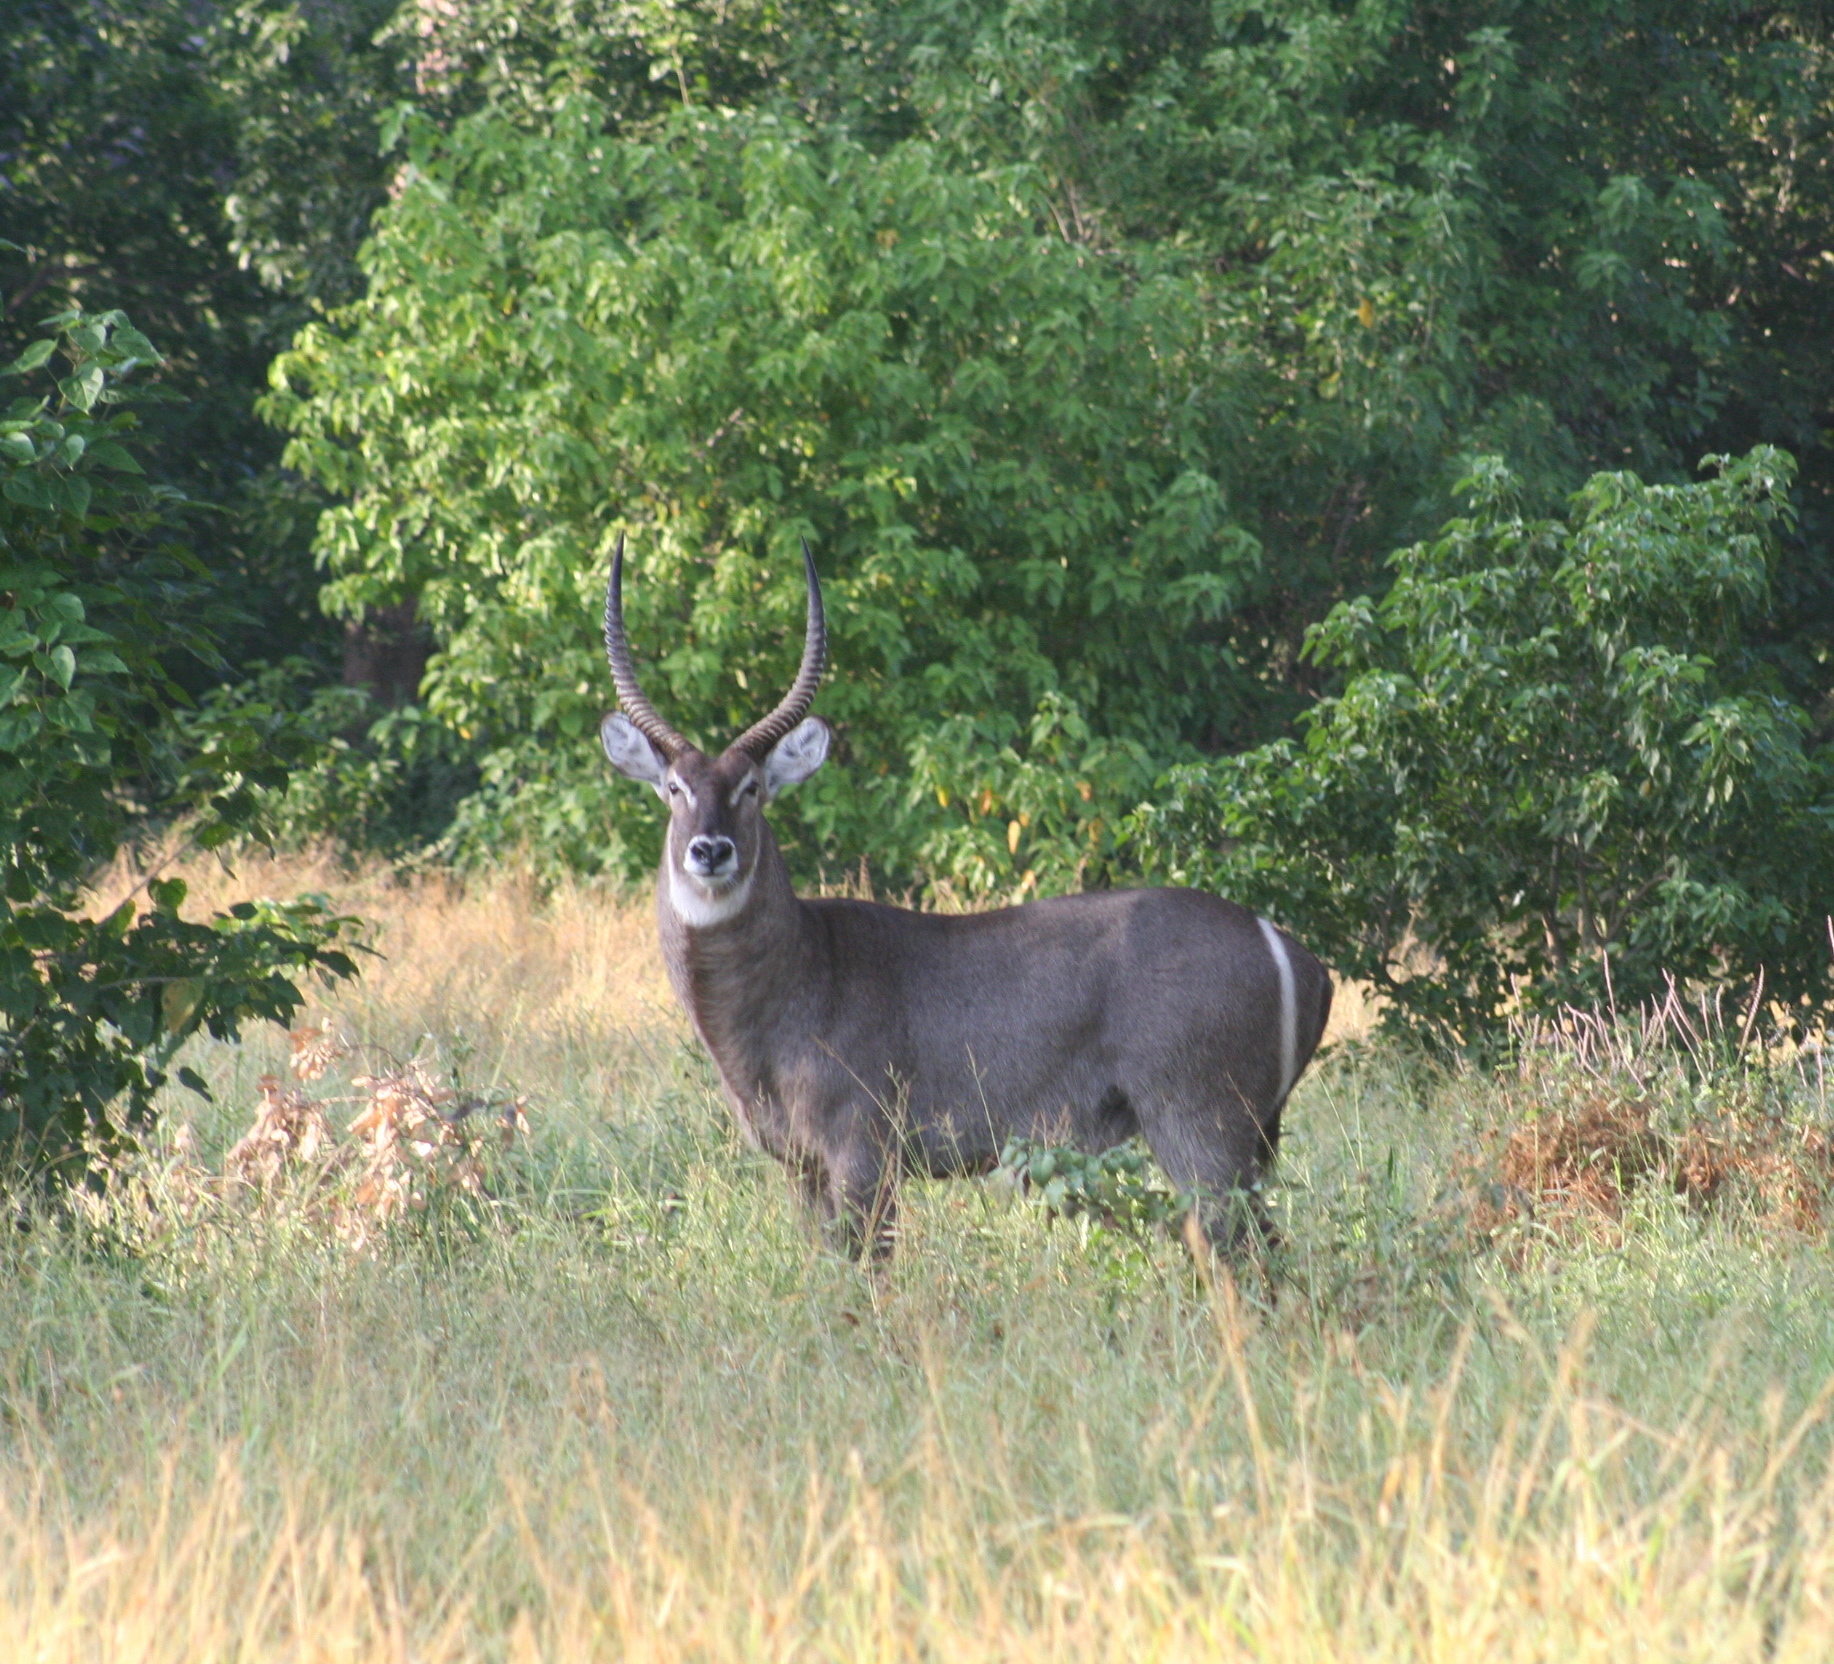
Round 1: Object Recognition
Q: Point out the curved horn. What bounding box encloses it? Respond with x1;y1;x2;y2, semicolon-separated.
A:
603;534;691;760
730;539;826;760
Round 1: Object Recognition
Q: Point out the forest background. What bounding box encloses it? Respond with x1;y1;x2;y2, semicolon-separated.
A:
4;0;1834;1145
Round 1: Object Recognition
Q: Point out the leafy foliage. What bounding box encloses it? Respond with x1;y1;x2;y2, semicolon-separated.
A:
374;0;1834;674
0;0;381;677
0;311;360;1179
1136;447;1834;1043
902;0;1834;643
261;0;1834;890
180;661;478;862
998;1135;1191;1234
210;0;406;313
269;101;1266;886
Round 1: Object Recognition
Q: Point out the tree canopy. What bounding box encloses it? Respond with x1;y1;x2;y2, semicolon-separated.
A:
3;0;1831;1027
256;0;1834;896
268;100;1269;879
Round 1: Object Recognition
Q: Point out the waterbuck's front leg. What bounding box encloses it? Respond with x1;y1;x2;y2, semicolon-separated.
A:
816;1133;899;1263
785;1138;898;1262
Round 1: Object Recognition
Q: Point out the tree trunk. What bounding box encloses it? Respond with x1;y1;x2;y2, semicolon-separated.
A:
342;599;429;708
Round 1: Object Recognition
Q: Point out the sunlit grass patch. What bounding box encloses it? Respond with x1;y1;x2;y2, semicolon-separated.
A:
7;856;1834;1659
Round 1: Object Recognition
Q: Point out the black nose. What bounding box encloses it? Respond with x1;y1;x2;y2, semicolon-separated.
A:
686;835;736;875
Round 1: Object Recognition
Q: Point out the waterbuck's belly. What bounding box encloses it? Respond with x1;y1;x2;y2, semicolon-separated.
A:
898;1038;1132;1175
731;1026;1118;1175
822;976;1137;1176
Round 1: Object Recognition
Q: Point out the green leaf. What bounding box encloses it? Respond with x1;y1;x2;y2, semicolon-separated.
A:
109;327;160;365
84;440;143;473
51;475;92;520
58;366;104;413
3;341;55;377
2;472;51;512
0;708;45;750
40;645;76;689
0;432;35;463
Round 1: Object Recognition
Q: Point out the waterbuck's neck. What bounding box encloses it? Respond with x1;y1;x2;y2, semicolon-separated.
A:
655;825;813;1078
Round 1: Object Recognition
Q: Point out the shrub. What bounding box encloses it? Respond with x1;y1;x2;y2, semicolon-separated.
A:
1136;448;1834;1044
0;308;360;1180
997;1135;1190;1235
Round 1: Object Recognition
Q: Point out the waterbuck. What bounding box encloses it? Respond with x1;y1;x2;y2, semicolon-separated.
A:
598;538;1332;1257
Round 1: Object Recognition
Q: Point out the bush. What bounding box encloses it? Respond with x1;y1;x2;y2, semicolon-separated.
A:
180;660;478;862
1136;447;1834;1044
0;308;360;1180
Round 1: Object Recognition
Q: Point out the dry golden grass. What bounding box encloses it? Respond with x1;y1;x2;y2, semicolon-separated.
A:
6;1300;1834;1662
1320;973;1380;1046
1456;996;1834;1249
146;846;678;1032
7;854;1834;1660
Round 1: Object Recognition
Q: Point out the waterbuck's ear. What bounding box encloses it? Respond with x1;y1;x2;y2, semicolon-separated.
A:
600;712;670;798
763;716;831;799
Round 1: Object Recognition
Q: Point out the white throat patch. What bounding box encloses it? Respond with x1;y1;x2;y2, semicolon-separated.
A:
667;863;755;929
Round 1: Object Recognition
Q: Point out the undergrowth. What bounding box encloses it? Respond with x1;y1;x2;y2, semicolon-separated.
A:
2;861;1833;1660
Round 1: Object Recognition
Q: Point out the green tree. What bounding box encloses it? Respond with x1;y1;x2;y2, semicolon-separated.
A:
0;310;360;1180
257;0;1831;883
0;0;389;678
268;101;1265;887
16;0;1828;884
408;0;1834;697
211;0;406;314
1136;446;1834;1044
897;0;1834;693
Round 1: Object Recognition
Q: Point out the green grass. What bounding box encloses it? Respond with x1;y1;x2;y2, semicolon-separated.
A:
3;864;1833;1659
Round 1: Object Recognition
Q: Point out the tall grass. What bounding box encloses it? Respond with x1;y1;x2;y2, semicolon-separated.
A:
4;856;1833;1659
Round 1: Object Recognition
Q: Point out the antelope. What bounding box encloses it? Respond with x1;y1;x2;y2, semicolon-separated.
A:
598;538;1332;1258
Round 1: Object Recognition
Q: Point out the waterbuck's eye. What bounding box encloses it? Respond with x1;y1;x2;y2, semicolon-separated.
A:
667;780;682;797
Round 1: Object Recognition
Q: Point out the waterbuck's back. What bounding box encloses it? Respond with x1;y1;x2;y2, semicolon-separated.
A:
796;887;1331;1177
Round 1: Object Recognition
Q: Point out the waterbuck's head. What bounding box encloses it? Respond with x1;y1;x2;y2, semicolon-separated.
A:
598;536;831;926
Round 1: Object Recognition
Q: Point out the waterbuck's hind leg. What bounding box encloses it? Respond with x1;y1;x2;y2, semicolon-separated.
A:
1136;1088;1282;1257
1193;1185;1281;1255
